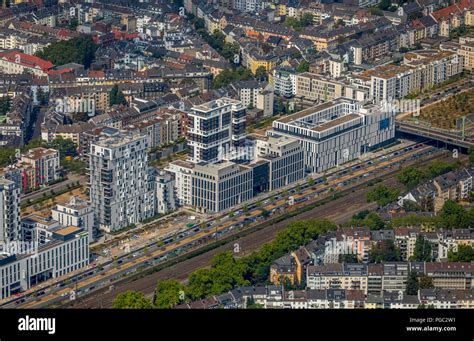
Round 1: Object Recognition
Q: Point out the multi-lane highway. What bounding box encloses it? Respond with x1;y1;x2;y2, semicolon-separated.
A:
4;141;447;309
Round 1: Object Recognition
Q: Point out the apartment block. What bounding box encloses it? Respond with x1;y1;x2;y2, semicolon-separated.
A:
166;160;194;206
0;179;20;244
458;37;474;70
51;196;94;242
272;67;296;98
295;72;344;103
154;171;177;215
187;98;246;163
307;263;369;294
425;263;474;290
19;147;60;188
89;132;155;232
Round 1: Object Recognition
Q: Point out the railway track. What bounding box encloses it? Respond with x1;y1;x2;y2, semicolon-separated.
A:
64;149;455;308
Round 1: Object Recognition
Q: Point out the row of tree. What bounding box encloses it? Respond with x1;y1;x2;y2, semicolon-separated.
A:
397;160;460;190
113;218;337;308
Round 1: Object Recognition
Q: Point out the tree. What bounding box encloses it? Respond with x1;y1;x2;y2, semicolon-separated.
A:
419;274;434;289
109;84;127;106
335;19;345;28
35;36;98;68
366;184;400;207
378;0;391;10
438;200;470;229
284;14;313;30
469;147;474;165
154;279;186;308
284;17;303;30
406;271;419;295
212;67;254;89
0;148;16;167
186;252;250;300
69;18;79;30
448;244;474;262
369;240;401;263
300;13;314;27
403;200;422;212
37;87;49;105
397;167;425;190
254;66;268;81
296;61;309;73
411;235;432;262
365;212;386;230
113;291;152;309
0;96;11;115
427;160;456;179
338;253;358;263
49;137;77;159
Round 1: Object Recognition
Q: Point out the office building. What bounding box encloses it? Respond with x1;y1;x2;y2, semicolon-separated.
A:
270;98;396;173
255;135;305;191
0;226;89;300
191;161;253;213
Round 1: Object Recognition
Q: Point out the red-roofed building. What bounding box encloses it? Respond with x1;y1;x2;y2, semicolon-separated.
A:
430;0;474;36
112;29;139;41
0;51;54;76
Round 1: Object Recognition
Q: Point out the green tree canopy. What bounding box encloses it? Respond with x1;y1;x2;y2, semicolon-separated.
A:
369;240;401;263
0;96;11;115
113;290;152;309
411;235;432;262
109;84;127;106
438;200;471;229
254;66;268;81
212;67;254;89
448;244;474;262
419;274;434;289
35;36;98;68
154;279;186;308
49;136;78;159
406;271;419;295
296;61;310;73
397;167;425;190
366;184;400;207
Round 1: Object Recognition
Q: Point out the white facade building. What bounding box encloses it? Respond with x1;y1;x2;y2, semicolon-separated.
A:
0;179;20;244
89;132;155;233
52;196;95;242
0;226;89;300
191;161;253;213
166;160;194;206
270;98;396;173
188;98;246;163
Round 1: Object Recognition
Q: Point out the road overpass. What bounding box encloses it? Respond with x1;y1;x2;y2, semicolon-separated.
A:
396;120;474;150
